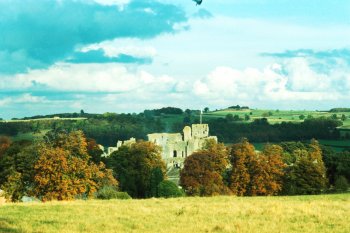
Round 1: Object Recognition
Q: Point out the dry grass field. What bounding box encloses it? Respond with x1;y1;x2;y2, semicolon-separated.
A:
0;194;349;233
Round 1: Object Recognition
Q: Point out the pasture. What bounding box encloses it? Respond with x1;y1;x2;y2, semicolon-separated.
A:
0;194;349;233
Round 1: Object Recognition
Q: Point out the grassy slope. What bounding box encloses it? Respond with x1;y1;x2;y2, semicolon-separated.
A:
206;109;350;126
0;194;349;233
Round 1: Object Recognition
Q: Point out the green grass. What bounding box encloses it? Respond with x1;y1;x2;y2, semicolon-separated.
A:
206;109;350;127
0;194;349;233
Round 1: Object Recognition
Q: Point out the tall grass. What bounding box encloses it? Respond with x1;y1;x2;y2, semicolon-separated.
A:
1;194;349;233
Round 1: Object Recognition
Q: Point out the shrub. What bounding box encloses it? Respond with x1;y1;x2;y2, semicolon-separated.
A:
95;186;118;200
157;181;183;198
115;192;132;200
335;176;348;192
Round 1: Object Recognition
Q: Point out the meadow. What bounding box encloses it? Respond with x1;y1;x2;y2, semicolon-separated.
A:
206;109;350;126
0;194;349;233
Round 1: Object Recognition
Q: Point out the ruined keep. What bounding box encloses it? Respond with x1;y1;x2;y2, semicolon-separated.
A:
147;124;217;168
107;124;217;168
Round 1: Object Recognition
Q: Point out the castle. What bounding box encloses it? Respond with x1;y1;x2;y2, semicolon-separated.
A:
107;124;217;168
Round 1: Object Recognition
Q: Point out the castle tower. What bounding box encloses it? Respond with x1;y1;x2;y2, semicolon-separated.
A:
183;126;192;141
192;124;209;138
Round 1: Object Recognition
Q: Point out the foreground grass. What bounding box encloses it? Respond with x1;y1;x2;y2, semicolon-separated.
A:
1;194;349;233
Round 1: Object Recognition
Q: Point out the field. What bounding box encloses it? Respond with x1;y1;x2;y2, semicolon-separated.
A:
206;109;350;127
0;194;349;233
159;109;350;132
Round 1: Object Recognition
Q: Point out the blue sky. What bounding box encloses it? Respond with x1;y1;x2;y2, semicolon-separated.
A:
0;0;350;119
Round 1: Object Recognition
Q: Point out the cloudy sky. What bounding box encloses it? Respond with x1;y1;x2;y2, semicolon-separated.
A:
0;0;350;119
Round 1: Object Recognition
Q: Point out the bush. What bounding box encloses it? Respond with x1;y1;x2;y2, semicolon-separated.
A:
335;176;348;192
115;192;132;200
95;186;131;200
157;181;184;198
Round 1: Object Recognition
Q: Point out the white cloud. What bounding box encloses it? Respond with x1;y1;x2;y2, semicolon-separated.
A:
0;63;177;93
193;58;349;105
0;94;48;106
93;0;130;7
80;38;157;59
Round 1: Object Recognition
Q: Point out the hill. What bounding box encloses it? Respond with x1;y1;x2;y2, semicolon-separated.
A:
0;194;349;233
1;107;349;150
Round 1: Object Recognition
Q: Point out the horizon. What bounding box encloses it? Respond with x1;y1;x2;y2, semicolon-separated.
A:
0;105;345;120
1;0;350;119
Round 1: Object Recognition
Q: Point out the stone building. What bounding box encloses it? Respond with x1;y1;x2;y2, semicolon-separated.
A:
107;124;217;168
147;124;217;168
107;137;136;155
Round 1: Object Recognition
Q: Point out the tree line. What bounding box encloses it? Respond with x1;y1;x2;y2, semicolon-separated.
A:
0;130;349;202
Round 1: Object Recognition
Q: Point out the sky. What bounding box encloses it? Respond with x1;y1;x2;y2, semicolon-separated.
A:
0;0;350;119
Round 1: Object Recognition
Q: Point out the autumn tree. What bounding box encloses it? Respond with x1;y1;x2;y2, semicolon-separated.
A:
229;139;285;196
86;138;105;164
249;144;285;196
33;130;117;201
106;141;166;198
0;136;11;158
180;140;231;196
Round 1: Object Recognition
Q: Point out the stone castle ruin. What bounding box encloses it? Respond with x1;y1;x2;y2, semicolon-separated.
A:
107;124;217;168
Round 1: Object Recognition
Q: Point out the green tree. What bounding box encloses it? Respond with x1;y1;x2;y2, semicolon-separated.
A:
281;140;327;195
150;167;164;197
0;141;38;202
157;180;183;198
341;114;347;121
225;114;234;122
106;141;166;198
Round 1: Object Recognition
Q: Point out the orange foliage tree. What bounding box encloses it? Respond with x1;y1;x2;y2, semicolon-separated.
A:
229;139;285;196
249;144;286;196
0;136;11;158
33;130;117;201
180;140;231;196
229;138;255;196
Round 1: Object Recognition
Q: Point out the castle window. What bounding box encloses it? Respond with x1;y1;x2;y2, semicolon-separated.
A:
173;150;177;158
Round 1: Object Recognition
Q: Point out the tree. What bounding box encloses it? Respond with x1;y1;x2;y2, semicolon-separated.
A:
341;114;347;121
252;144;285;195
150;167;164;197
281;140;327;195
180;140;230;196
86;138;105;164
225;114;234;122
157;181;183;198
32;130;117;201
229;139;285;196
299;114;305;120
204;107;209;113
106;141;166;198
0;141;38;202
229;138;255;196
0;136;11;158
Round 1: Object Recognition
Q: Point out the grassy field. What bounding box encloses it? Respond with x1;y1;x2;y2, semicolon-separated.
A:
205;109;350;127
158;109;350;130
0;194;349;233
